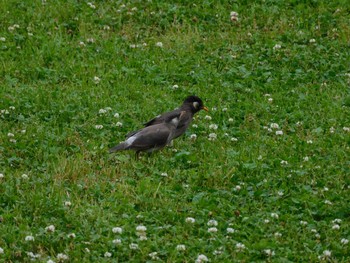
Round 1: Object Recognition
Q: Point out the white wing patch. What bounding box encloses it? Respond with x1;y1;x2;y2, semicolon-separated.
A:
171;117;179;126
193;101;199;109
125;135;137;146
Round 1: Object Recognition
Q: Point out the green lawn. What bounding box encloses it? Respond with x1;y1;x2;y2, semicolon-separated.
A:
1;0;349;262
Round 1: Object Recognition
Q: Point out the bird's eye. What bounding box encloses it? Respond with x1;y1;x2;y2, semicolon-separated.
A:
193;102;199;109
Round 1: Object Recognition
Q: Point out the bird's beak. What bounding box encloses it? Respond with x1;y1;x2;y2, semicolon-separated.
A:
202;106;209;112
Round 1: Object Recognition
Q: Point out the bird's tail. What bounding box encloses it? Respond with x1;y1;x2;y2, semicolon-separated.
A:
109;142;127;153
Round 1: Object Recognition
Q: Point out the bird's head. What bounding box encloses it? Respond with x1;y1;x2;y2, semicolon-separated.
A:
183;95;209;113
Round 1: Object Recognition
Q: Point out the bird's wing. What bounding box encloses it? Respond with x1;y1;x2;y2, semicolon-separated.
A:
143;109;182;126
127;124;171;151
125;109;182;138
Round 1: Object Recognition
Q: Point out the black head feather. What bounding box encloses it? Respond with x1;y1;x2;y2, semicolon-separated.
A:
182;95;207;113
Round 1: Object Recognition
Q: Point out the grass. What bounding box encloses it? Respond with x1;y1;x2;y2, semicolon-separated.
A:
1;0;350;262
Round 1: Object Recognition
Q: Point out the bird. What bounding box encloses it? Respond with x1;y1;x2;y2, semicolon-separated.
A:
127;95;208;140
109;111;186;156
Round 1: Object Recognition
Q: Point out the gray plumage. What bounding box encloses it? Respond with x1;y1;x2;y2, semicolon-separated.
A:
109;112;185;154
127;96;208;140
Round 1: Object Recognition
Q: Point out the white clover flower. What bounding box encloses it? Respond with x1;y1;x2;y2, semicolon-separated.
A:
190;134;197;140
277;191;284;196
0;37;6;42
87;38;95;43
332;219;342;224
209;124;218;130
300;220;308;226
129;243;139;250
21;174;29;180
330;127;335;133
273;44;282;50
21;129;26;134
208;133;217;141
56;253;69;261
176;244;186;251
136;225;147;232
230;11;238;17
315;233;321;239
112;239;122;245
149;252;158;260
172;84;179;89
268;98;273;103
192;124;198;128
307;140;313;144
309;38;316;43
234;185;241;191
104;252;112;258
27;252;40;259
45;225;55;232
228;118;234;122
103;25;110;30
227;227;236;234
303;156;309;162
161;172;168;177
274;232;282;238
323;250;331;257
231;137;238;142
230;15;239;22
264;249;275;256
7;133;14;137
222;107;228;112
207;219;218;226
155;42;163;48
25;235;35;241
93;76;100;84
114;113;120;118
185;217;196;223
9;139;16;143
275;130;283;135
67;233;76;239
115;122;123;127
213;250;222;255
129;44;137;48
87;2;96;9
64;201;71;207
99;108;107;114
324;200;332;205
95;125;103;129
47;259;55;263
0;173;4;179
323;187;329;191
204;115;212;121
208;227;218;233
343;127;350;132
341;238;349;245
195;254;209;263
270;123;279;129
79;41;86;47
112;227;123;234
332;224;340;230
264;219;270;224
0;247;3;254
311;229;318;233
271;213;279;219
236;243;245;251
139;235;147;241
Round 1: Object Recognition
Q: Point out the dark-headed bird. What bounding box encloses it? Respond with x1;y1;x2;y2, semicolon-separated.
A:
109;111;186;155
127;95;208;140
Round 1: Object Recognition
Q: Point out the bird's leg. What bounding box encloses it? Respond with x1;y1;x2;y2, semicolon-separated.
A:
135;151;140;160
